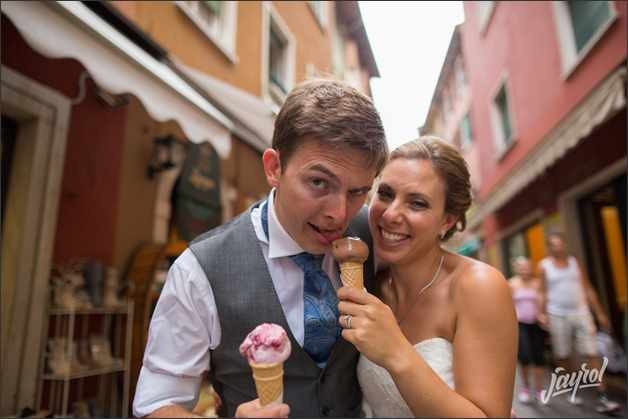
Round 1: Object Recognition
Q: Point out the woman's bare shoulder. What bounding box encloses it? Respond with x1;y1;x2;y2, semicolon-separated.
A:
450;256;511;306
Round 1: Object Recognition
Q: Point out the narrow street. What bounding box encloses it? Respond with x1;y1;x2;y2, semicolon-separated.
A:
513;368;626;418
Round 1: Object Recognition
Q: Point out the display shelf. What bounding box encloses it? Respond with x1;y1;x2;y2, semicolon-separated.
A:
49;306;129;315
42;364;125;380
36;300;134;417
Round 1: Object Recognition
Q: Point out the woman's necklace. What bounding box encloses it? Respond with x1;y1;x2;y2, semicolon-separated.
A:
389;254;445;325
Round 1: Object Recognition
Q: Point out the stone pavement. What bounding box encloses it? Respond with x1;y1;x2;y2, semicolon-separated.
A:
512;367;626;418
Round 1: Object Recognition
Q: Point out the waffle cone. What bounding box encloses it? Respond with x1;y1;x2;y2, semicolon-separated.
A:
250;362;284;406
339;262;364;289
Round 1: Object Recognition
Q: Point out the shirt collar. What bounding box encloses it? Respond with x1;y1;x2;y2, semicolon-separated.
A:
263;189;306;259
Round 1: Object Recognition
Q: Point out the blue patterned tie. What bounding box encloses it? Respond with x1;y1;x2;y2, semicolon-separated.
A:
261;202;340;368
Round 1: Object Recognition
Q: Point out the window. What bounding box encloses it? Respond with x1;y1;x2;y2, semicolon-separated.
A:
269;26;288;94
308;1;327;29
567;1;613;52
460;113;473;149
490;81;515;155
176;1;237;62
551;1;617;78
476;1;496;34
263;4;295;107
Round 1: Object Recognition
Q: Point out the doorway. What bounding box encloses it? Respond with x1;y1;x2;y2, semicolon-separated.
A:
577;174;627;349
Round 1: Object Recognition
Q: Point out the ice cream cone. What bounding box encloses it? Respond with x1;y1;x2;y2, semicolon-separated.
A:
332;237;369;290
339;261;364;289
250;362;284;406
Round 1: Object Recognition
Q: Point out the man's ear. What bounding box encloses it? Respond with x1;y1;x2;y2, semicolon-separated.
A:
262;148;282;188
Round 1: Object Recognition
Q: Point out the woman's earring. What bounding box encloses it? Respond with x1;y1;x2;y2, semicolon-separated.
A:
440;231;446;240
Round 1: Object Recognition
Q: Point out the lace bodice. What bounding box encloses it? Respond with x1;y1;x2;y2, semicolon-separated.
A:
357;337;454;418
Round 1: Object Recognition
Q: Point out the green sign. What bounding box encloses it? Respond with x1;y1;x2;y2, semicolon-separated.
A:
174;142;222;241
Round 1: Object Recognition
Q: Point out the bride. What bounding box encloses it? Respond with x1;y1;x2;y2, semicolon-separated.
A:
338;136;517;417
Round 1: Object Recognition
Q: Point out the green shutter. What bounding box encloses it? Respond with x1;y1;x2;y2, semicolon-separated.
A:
461;114;473;147
202;0;221;16
567;1;612;52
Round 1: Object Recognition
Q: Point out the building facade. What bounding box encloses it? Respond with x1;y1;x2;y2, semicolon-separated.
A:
452;1;626;345
420;24;484;258
1;1;378;416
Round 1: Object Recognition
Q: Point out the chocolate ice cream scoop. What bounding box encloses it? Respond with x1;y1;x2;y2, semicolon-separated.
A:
332;237;369;289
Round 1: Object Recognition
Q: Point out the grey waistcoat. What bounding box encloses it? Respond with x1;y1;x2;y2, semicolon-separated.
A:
190;203;375;417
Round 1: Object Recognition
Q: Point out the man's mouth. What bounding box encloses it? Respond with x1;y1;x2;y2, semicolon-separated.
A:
308;222;344;245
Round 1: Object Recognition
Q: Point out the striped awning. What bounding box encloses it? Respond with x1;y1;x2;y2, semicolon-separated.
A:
2;1;234;157
468;66;626;229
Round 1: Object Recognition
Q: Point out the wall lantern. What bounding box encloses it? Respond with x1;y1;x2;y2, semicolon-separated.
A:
147;135;177;179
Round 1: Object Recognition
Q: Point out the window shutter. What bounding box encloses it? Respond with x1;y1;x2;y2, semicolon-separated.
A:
202;0;221;16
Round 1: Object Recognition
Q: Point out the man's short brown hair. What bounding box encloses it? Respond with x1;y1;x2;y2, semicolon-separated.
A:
272;79;388;173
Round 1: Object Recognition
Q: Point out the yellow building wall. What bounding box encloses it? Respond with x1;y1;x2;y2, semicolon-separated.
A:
601;206;627;310
525;223;546;276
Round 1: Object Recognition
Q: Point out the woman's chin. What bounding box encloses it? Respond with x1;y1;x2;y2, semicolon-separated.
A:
374;248;404;265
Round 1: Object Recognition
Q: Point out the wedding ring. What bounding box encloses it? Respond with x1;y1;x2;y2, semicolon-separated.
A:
344;314;352;329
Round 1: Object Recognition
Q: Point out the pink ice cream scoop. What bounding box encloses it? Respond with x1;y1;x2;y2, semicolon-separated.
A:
239;323;291;364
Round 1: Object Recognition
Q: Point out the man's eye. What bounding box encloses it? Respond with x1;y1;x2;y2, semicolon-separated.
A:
310;178;328;189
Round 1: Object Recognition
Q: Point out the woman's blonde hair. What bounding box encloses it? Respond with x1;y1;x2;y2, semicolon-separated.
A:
389;135;472;241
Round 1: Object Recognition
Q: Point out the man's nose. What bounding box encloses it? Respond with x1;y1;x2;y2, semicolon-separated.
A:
323;194;348;225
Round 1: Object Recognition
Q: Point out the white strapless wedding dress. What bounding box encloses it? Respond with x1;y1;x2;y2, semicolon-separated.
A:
357;337;454;418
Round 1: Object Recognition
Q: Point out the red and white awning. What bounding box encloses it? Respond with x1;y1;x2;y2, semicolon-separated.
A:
1;1;233;157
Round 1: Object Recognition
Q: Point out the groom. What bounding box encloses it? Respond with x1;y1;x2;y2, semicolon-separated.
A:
132;79;388;417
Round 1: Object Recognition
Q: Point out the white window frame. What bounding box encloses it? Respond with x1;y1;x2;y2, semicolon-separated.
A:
490;75;517;158
261;2;296;110
551;0;618;80
176;1;238;63
308;1;328;31
476;1;496;34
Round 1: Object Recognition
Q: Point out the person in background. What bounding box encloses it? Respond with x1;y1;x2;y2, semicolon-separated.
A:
538;232;620;414
509;256;546;404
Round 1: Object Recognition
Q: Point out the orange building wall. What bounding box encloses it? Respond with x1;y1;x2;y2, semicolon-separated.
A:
110;1;336;98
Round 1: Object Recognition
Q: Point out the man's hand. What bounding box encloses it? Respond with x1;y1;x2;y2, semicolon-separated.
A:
235;399;290;418
596;311;611;332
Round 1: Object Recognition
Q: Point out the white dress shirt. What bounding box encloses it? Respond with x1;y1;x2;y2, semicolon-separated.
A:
132;190;341;417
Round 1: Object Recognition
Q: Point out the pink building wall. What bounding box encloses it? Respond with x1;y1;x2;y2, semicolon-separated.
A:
461;1;627;200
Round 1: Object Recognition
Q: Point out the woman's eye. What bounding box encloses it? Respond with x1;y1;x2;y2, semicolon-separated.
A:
377;189;393;200
410;201;426;210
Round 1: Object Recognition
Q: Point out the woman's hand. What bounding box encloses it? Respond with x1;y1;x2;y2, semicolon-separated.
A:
337;286;412;371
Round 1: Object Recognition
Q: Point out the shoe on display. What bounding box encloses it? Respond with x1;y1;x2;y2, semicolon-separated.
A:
103;267;122;309
47;338;71;376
